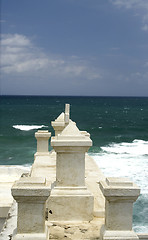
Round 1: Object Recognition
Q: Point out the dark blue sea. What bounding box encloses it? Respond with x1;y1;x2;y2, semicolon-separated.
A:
0;96;148;232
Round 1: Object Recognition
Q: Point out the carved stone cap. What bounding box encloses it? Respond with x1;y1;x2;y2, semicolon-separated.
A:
35;130;51;139
99;177;140;199
11;177;51;201
106;177;133;187
51;121;92;147
51;112;65;127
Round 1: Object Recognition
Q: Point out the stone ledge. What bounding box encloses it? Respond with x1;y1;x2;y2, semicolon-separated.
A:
138;233;148;240
13;233;47;240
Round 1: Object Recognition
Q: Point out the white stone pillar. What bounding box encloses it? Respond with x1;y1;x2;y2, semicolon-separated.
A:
51;112;65;136
47;121;94;221
99;177;140;240
51;104;70;136
35;130;51;156
11;177;50;240
64;103;70;125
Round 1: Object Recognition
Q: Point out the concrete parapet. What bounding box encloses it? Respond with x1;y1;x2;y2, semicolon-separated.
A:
11;177;50;240
99;177;140;240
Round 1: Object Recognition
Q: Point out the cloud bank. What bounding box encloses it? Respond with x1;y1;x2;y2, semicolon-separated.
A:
1;33;148;96
1;34;101;80
110;0;148;31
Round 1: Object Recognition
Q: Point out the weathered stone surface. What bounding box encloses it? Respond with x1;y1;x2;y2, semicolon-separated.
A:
100;226;139;240
13;233;48;240
138;233;148;240
48;187;94;221
64;103;70;124
99;177;140;240
12;177;50;240
51;103;70;136
35;130;51;156
47;219;104;239
0;166;29;232
100;177;140;199
0;200;17;240
49;121;94;221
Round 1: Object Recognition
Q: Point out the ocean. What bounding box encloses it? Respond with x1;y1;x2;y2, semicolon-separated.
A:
0;96;148;232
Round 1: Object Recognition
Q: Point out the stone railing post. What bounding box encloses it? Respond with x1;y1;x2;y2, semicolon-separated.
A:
64;103;70;125
11;177;50;240
47;121;94;221
51;103;70;136
99;177;140;240
35;130;51;156
51;112;65;136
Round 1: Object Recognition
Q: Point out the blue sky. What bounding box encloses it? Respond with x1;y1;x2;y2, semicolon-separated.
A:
1;0;148;96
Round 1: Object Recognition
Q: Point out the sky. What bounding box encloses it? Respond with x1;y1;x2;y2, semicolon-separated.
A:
1;0;148;96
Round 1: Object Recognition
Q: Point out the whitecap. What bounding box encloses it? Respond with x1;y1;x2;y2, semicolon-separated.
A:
134;225;148;233
13;125;48;131
90;139;148;232
101;140;148;156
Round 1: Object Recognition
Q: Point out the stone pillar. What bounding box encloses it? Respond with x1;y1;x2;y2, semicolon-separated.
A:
51;103;70;136
51;112;65;136
35;130;51;156
12;177;50;240
99;177;140;240
47;121;94;221
64;103;70;125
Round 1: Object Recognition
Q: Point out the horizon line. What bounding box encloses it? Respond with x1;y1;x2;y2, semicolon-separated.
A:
0;94;148;98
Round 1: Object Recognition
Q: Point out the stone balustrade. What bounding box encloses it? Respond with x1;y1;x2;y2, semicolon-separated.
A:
11;177;50;240
5;103;145;240
99;177;140;240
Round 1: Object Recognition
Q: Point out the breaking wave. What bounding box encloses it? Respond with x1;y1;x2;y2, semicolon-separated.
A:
90;139;148;233
13;125;48;131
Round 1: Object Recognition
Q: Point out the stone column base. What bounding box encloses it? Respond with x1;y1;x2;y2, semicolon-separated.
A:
47;187;94;221
13;233;47;240
100;225;139;240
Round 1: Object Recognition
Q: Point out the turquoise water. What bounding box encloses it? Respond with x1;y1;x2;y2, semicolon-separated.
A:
0;96;148;232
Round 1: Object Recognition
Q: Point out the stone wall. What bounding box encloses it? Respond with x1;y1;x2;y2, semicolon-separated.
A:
1;104;148;240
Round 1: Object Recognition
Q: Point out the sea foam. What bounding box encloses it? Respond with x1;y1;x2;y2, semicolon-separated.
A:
90;139;148;232
13;125;48;131
91;139;148;193
101;139;148;156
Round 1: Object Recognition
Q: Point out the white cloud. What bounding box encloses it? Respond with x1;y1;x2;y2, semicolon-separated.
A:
142;24;148;31
0;20;6;23
1;33;101;81
144;61;148;67
110;0;148;9
110;0;148;31
1;34;31;47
